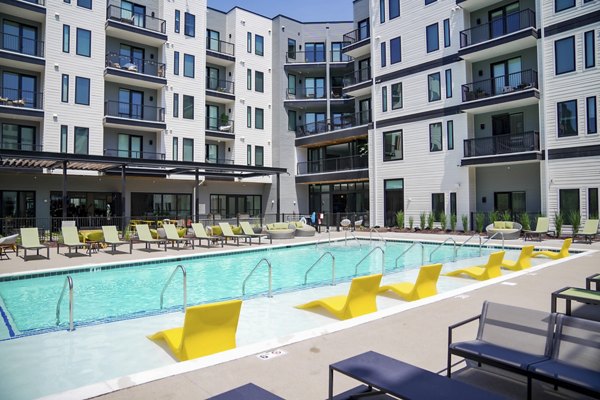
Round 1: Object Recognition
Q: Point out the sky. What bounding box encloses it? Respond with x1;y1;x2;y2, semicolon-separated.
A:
206;0;354;22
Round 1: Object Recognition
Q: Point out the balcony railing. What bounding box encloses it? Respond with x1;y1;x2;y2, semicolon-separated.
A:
462;69;538;102
106;5;166;35
206;37;235;56
296;110;371;137
21;0;45;5
206;157;235;164
460;9;536;48
0;88;43;109
286;87;327;100
103;148;165;160
342;27;370;46
1;32;44;57
106;52;166;78
331;86;344;99
206;77;235;94
297;154;368;175
285;50;327;64
206;117;235;133
1;143;43;151
104;101;165;122
330;50;352;63
343;66;371;87
463;131;540;158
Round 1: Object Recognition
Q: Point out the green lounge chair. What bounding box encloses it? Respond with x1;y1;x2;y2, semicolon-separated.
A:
101;225;132;254
523;217;552;241
135;224;167;251
574;219;599;244
17;227;50;261
239;221;272;244
190;223;224;247
218;222;251;246
59;226;91;256
163;224;193;250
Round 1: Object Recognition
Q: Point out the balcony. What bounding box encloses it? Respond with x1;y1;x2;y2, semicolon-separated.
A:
462;131;542;166
285;87;327;102
206;37;235;65
330;51;353;64
103;148;165;160
104;100;166;130
206;77;235;103
206;157;234;164
295;111;370;147
205;117;235;138
459;9;537;62
0;142;43;151
342;66;372;97
0;87;43;119
297;154;368;175
0;0;45;23
0;32;45;72
342;28;370;58
105;52;166;88
106;5;167;46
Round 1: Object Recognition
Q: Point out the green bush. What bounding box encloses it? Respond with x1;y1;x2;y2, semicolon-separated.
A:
489;210;500;223
408;216;414;230
461;214;469;232
519;213;531;231
554;212;564;238
419;212;427;230
450;214;457;231
567;211;581;238
439;212;447;231
427;213;434;230
395;211;405;228
501;210;512;221
475;212;485;233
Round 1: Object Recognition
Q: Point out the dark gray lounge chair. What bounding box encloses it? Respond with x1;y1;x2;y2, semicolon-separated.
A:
207;383;283;400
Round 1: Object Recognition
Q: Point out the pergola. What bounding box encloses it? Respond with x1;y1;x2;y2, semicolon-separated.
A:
0;149;288;221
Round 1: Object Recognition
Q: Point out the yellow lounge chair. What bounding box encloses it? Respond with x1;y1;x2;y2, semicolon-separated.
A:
444;251;505;281
532;238;572;260
378;263;442;301
17;227;50;260
59;226;91;256
101;225;132;254
574;219;599;244
219;222;251;246
190;222;224;247
163;224;193;250
501;245;534;271
149;299;242;361
135;224;167;251
295;274;382;320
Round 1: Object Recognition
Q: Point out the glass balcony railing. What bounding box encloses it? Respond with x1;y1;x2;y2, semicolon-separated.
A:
206;37;235;57
463;131;540;157
296;110;371;137
106;52;166;78
462;69;538;102
1;32;44;57
297;154;368;175
106;5;166;34
460;9;536;48
104;101;165;122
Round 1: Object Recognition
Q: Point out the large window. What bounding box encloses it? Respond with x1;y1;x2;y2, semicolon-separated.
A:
557;100;578;137
585;30;595;69
426;23;439;53
305;42;325;62
255;146;264;166
494;192;526;214
61;125;68;153
255;108;264;129
77;0;91;9
1;191;35;218
589;188;599;218
555;36;575;75
390;37;401;64
391;82;402;109
61;74;69;103
445;69;452;98
255;71;264;92
383;130;402;161
380;42;386;67
358;19;370;41
184;12;195;37
287;39;296;59
255;34;264;56
207;29;220;51
432;193;444;221
384;179;403;226
74;127;89;154
443;19;451;48
429;122;442;152
287;74;295;96
288;110;297;131
182;138;193;161
447;120;454;150
117;133;142;158
183;54;195;78
382;86;388;112
75;77;90;105
555;0;575;12
62;25;70;53
389;0;400;19
131;193;192;219
209;194;262;218
76;28;91;57
182;95;194;119
428;72;441;102
1;123;35;150
559;189;580;216
587;96;597;134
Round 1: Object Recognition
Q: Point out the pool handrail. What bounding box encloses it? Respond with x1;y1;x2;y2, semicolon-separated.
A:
303;251;336;286
160;264;187;312
429;238;457;262
354;246;385;276
344;230;362;247
369;228;387;246
480;232;505;253
315;230;331;249
56;275;74;331
456;233;482;255
394;241;424;269
242;258;273;298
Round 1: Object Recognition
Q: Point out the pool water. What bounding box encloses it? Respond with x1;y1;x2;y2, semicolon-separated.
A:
0;240;490;338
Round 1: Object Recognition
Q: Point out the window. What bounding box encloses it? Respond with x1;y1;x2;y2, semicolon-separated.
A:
174;10;180;33
255;34;264;56
62;25;70;53
450;192;457;216
74;127;88;154
247;32;252;53
287;74;296;96
496;192;526;220
389;0;399;19
555;36;575;75
332;42;345;63
428;72;441;102
425;0;437;4
559;189;579;216
426;23;439;53
555;0;575;12
1;123;35;150
173;93;179;118
75;77;90;105
184;12;195;37
587;96;597;134
557;100;578;137
247;145;251;165
287;39;296;60
429;122;442;151
182;95;194;119
358;19;370;41
382;86;388;112
61;74;69;103
255;146;264;166
589;188;599;218
75;28;91;57
255;71;264;92
444;19;451;47
390;37;401;64
183;54;194;78
172;137;178;160
383;130;403;161
174;51;179;75
445;69;452;98
60;125;68;153
379;0;385;23
255;108;264;129
247;106;252;128
288;110;297;131
183;138;193;161
384;179;404;226
380;42;386;67
585;30;595;69
447;120;454;150
391;83;402;109
77;0;91;9
305;42;325;62
432;193;444;220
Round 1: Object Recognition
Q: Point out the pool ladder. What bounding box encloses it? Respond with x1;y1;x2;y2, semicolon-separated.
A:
304;252;335;286
354;246;385;276
369;228;387;246
160;265;187;312
242;258;272;298
343;230;362;247
394;241;424;269
56;275;74;331
429;238;457;262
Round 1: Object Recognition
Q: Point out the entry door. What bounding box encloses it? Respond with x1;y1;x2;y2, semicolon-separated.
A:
384;180;404;227
206;67;219;90
489;2;519;39
358;58;370;82
119;89;144;119
359;99;371;124
207;30;220;51
205;143;218;163
491;57;521;95
206;105;219;129
2;71;36;107
120;44;144;73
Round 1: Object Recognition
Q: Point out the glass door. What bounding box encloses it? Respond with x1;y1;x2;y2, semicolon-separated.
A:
206;105;219;130
489;2;519;39
359;99;371;124
206;67;219;90
207;30;220;51
118;89;144;120
205;144;218;163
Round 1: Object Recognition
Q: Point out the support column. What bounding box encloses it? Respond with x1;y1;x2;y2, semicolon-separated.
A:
195;169;200;222
121;165;126;231
276;173;281;222
62;161;68;218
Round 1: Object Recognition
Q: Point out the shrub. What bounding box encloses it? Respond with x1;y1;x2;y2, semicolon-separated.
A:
554;212;564;238
461;214;469;232
450;214;457;231
489;210;500;223
475;212;486;233
567;210;581;238
439;212;447;231
501;210;512;221
419;212;427;230
408;216;414;230
427;212;434;230
395;211;405;229
519;213;531;231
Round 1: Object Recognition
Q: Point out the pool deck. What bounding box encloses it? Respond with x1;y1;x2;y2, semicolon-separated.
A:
2;231;599;399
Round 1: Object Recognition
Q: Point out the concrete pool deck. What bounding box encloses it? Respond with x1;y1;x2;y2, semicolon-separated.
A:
1;231;598;399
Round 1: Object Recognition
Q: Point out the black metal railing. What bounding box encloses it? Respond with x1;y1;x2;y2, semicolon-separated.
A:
22;0;45;5
1;143;42;151
105;52;166;78
331;86;344;99
206;77;235;94
106;5;166;34
296;110;371;137
343;66;371;87
286;87;327;100
297;154;368;175
206;117;235;133
463;131;540;158
205;157;235;164
460;9;536;48
462;69;538;102
103;148;165;160
206;37;235;56
285;50;327;64
342;27;370;46
330;50;352;63
104;101;165;122
0;88;43;109
1;32;44;57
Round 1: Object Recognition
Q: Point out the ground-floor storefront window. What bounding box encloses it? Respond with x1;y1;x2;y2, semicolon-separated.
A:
131;193;192;220
308;182;369;214
50;191;117;218
1;191;35;218
210;194;262;218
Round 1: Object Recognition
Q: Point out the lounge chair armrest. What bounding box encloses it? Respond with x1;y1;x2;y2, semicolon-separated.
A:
448;314;481;346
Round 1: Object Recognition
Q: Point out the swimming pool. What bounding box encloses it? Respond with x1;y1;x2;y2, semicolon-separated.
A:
0;239;490;339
